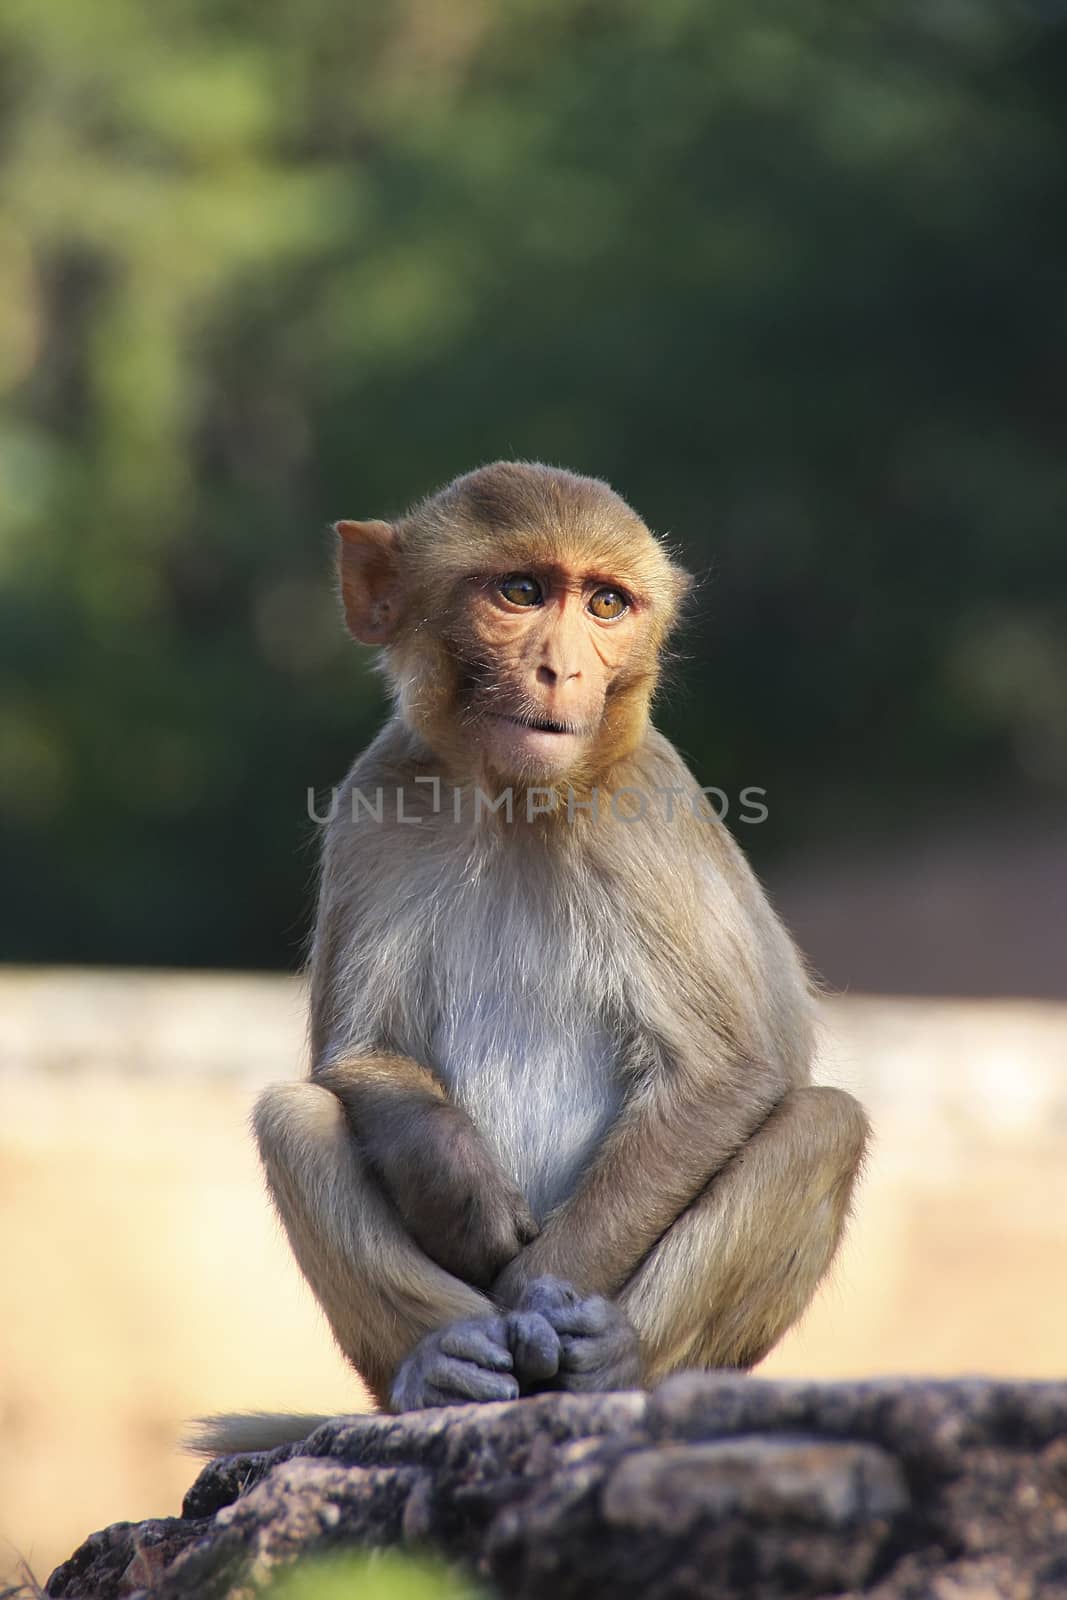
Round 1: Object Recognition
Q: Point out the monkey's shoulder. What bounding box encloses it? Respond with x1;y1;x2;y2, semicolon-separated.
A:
600;728;755;877
599;730;816;1058
321;721;444;839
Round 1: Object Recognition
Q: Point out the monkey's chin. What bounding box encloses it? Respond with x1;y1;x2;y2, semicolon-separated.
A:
481;715;587;782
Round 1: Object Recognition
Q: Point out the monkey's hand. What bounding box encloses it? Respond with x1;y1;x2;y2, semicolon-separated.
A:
363;1099;538;1289
390;1315;519;1410
507;1275;642;1394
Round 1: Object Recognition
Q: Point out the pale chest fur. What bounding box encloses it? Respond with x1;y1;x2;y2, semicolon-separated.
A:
342;822;628;1219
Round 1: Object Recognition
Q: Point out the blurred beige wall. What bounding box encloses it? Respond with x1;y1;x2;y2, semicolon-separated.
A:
2;969;1065;1587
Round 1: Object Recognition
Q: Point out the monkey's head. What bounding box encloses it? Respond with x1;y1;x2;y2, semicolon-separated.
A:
335;462;690;788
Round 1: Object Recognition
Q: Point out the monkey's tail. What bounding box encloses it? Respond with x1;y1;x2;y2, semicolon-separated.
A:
182;1411;342;1457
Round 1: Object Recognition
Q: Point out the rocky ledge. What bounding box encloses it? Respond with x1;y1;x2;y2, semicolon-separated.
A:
48;1376;1067;1599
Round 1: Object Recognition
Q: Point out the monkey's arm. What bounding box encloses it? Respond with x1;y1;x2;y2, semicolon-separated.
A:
315;1055;537;1289
494;750;822;1309
493;1050;786;1305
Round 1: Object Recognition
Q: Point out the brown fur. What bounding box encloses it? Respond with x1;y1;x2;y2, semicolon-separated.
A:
206;461;868;1437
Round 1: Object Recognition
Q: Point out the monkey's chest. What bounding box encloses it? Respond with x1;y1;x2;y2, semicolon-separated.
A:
428;992;623;1220
368;833;629;1218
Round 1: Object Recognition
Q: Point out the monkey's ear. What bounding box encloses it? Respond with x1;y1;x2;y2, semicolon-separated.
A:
334;519;405;645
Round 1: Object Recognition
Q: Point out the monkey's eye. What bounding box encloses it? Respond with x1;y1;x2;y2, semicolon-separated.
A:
588;587;629;621
498;574;543;607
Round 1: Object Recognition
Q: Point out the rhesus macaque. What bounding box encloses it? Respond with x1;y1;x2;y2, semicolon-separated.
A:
202;462;868;1439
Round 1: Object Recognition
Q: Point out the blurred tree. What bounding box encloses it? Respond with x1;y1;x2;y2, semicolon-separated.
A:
0;0;1064;966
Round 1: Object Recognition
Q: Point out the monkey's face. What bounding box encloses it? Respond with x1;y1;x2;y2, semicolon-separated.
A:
452;563;654;782
335;463;690;788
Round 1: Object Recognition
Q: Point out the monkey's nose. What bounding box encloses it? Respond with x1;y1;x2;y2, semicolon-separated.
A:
536;663;580;686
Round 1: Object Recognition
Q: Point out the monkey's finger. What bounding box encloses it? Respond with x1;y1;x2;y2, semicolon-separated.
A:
543;1294;614;1337
507;1310;561;1383
438;1321;513;1370
427;1359;519;1404
520;1275;582;1318
558;1325;642;1384
557;1333;614;1373
556;1366;611;1393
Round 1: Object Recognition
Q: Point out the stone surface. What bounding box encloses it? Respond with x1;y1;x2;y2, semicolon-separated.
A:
46;1377;1067;1599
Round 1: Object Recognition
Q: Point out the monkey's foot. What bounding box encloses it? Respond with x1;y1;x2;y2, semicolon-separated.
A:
504;1308;562;1392
516;1275;641;1393
389;1315;519;1410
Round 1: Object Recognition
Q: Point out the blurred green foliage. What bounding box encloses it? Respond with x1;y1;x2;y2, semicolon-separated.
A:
1;0;1065;966
263;1550;484;1599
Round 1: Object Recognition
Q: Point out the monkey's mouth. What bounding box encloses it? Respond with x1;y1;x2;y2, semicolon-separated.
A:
494;713;578;737
476;707;593;775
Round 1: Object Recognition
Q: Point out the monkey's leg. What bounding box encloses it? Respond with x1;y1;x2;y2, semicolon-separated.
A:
618;1086;869;1379
254;1081;501;1406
